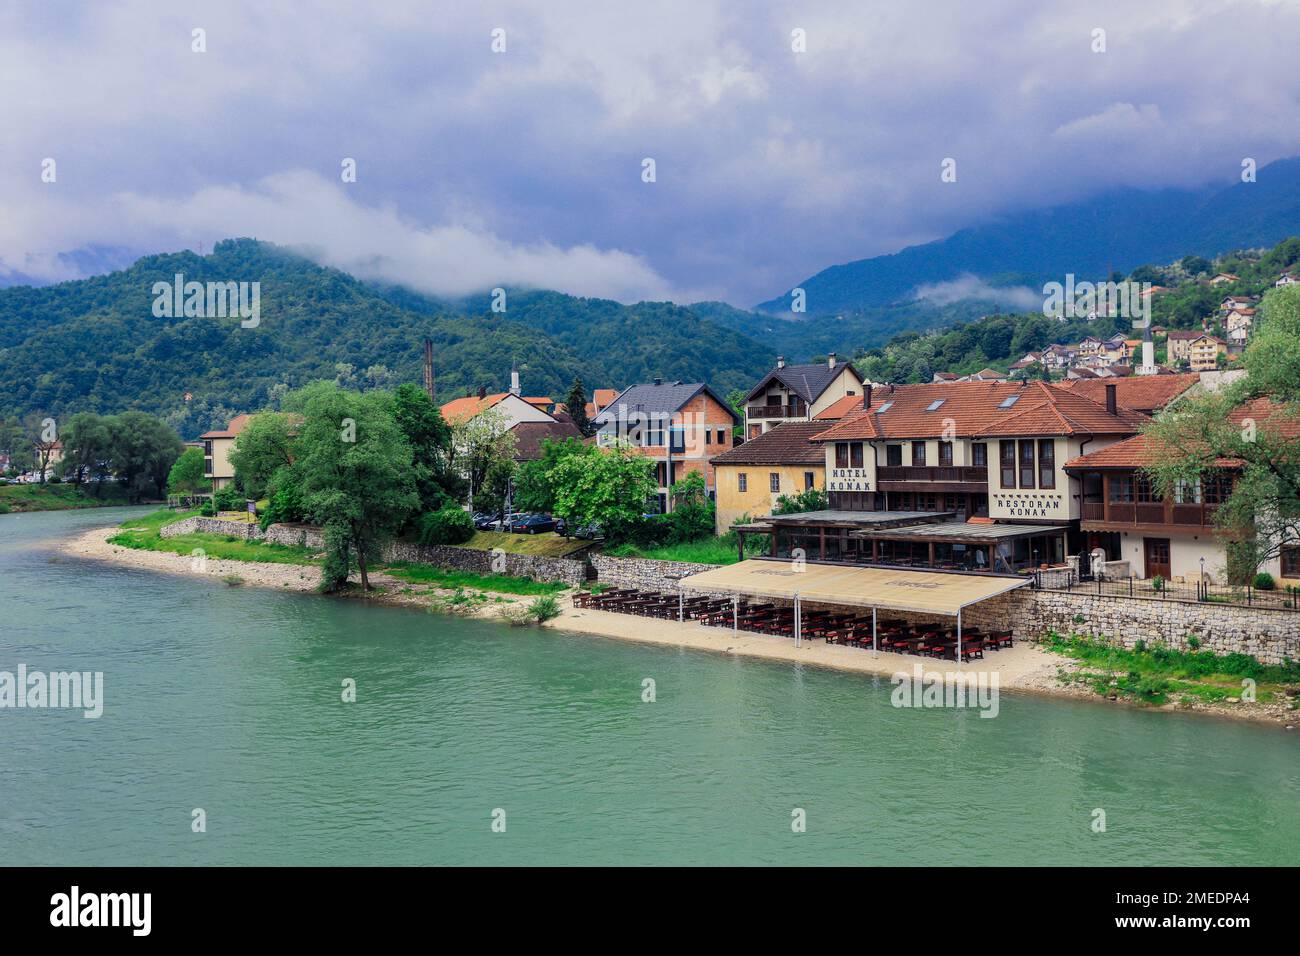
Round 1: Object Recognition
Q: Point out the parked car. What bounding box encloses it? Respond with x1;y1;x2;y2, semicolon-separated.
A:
573;522;602;540
509;513;556;534
472;512;497;531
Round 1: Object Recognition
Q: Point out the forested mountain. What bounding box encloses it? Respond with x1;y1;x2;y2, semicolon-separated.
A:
756;156;1300;315
0;239;775;438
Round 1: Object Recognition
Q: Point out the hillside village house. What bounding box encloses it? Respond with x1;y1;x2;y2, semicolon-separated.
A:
1065;397;1300;585
1165;330;1200;366
730;380;1148;575
593;379;740;514
199;413;253;490
584;388;619;422
1188;334;1227;371
1210;273;1240;285
742;355;863;438
1276;272;1299;287
439;373;555;429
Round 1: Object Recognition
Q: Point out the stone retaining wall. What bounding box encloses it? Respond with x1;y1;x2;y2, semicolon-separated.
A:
159;517;586;585
590;554;722;592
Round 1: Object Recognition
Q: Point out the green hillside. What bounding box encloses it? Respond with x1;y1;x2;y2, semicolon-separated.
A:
0;239;776;438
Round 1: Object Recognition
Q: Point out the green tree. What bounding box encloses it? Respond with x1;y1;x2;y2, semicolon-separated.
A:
1145;284;1300;581
108;412;184;502
547;442;656;543
564;378;591;436
666;470;715;543
513;437;585;514
291;382;418;591
774;486;829;514
450;408;517;515
59;412;114;491
229;412;297;498
391;382;461;513
167;446;207;494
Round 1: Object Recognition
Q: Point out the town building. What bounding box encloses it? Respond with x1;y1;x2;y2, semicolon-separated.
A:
1209;273;1240;286
729;380;1147;574
1276;272;1299;287
583;388;620;422
1165;329;1203;366
593;379;740;513
439;372;556;429
742;355;863;438
710;421;828;532
1064;397;1299;585
1188;334;1227;371
199;414;253;491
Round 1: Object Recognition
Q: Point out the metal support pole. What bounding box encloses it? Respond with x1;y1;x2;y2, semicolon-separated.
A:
795;596;801;647
733;595;738;632
872;607;878;657
957;609;962;667
678;590;683;623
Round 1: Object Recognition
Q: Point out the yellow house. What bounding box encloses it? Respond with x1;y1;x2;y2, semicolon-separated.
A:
199;414;252;491
710;421;827;533
1188;335;1226;371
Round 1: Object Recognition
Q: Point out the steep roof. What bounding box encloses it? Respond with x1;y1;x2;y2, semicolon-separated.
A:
440;392;554;424
710;421;827;466
812;380;1145;442
745;361;862;404
199;413;253;440
813;394;865;421
1057;373;1199;414
594;382;740;425
510;419;584;460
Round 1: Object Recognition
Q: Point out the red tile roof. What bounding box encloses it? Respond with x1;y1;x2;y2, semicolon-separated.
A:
199;413;253;440
812;394;864;420
1056;373;1199;414
811;380;1145;442
440;393;553;423
711;421;827;466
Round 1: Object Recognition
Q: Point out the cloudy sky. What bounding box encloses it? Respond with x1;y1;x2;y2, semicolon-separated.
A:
3;0;1299;305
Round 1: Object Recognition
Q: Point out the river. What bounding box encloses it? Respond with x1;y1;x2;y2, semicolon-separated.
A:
1;508;1296;865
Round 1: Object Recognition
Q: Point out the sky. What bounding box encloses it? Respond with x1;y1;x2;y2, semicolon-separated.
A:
3;0;1300;306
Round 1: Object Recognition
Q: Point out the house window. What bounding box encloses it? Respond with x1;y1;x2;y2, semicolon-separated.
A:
1019;440;1036;489
705;430;712;445
1204;472;1233;504
850;443;864;468
971;443;987;467
1037;440;1055;489
916;493;938;511
1175;478;1202;504
770;473;780;493
1136;474;1157;503
938;441;953;467
835;443;849;468
738;473;748;492
886;445;902;467
669;428;685;453
1109;476;1134;502
716;428;726;445
1283;546;1300;577
912;441;927;466
804;471;815;490
1000;441;1016;487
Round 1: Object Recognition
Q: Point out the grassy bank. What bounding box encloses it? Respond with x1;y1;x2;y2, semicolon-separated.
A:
383;561;568;596
1046;631;1300;707
458;530;592;557
108;509;318;565
604;536;742;565
0;483;134;513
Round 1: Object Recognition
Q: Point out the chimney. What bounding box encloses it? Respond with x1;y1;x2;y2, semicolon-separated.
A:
1105;382;1117;416
478;384;487;400
863;383;873;409
827;352;837;369
776;356;786;369
653;376;662;386
422;338;435;401
510;368;521;396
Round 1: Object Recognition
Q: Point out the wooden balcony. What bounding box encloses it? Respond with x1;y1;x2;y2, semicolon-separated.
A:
878;465;988;485
1082;499;1220;529
747;405;806;419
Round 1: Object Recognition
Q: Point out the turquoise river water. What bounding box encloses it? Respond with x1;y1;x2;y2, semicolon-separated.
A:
1;508;1296;865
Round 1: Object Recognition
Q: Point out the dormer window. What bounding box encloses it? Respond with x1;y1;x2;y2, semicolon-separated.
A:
877;401;894;413
998;394;1021;409
925;399;945;412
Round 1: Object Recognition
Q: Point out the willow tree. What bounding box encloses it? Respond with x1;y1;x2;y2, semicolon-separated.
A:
290;382;418;591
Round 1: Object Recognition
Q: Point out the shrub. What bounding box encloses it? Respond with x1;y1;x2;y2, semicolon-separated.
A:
259;480;306;531
1151;575;1165;592
199;501;216;517
416;506;475;546
213;485;245;512
1187;635;1201;650
1253;572;1276;591
528;595;561;623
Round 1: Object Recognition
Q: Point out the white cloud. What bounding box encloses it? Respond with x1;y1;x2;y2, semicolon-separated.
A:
912;274;1042;310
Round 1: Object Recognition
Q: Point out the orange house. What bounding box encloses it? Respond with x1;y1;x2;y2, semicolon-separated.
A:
592;379;741;513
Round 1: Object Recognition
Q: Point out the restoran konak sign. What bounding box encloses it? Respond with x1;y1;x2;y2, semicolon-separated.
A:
992;492;1064;519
